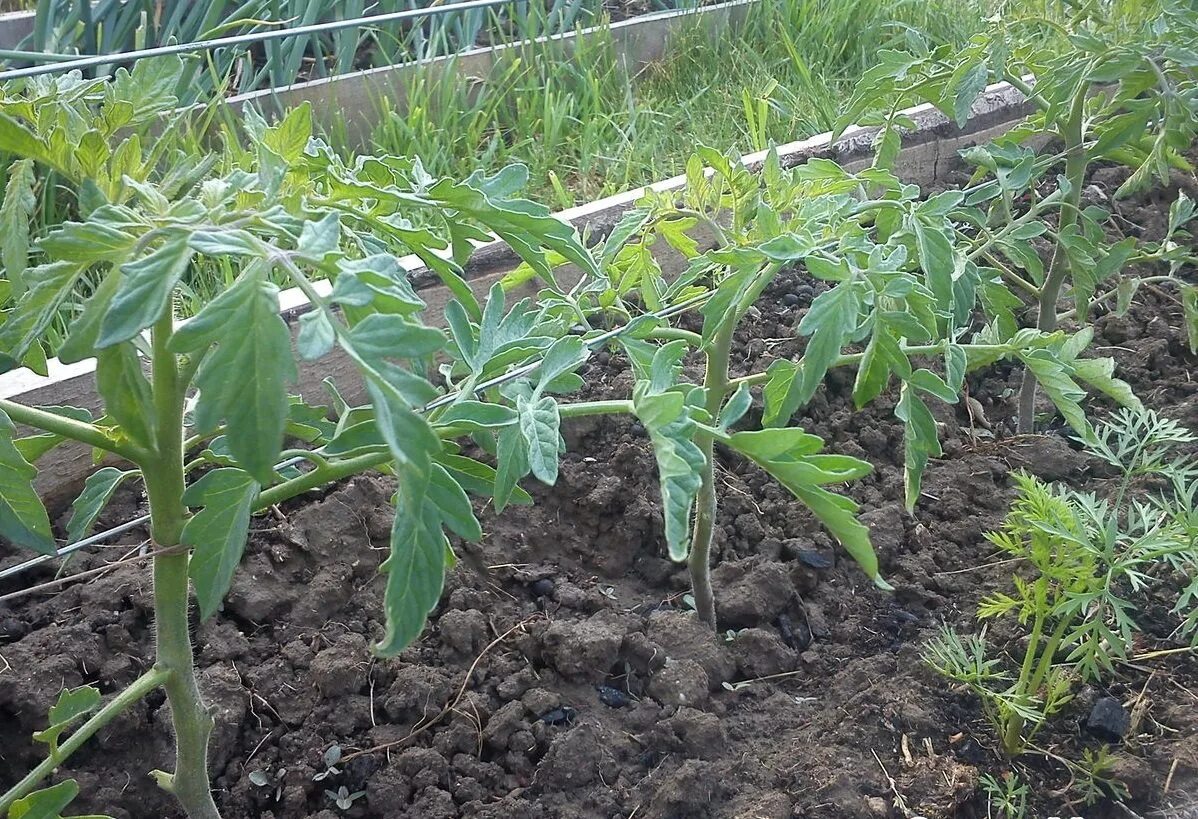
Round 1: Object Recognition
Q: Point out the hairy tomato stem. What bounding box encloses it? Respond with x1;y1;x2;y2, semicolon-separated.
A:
689;316;737;630
146;314;221;819
1018;86;1088;434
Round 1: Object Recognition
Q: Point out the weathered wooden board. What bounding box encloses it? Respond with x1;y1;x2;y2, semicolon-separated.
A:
0;9;34;51
226;0;759;144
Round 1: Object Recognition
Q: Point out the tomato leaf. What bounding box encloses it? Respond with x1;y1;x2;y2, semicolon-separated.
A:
182;468;259;620
170;272;297;484
0;409;56;554
66;467;137;544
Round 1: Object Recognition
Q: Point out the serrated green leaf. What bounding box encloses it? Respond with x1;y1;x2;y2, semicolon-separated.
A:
330;254;426;317
895;382;941;510
762;358;801;427
348;314;445;360
945;344;967;393
1021;351;1089;436
95;345;154;450
375;463;447;656
438;453;529;505
33;687;101;753
322;419;386;457
187;229;260;257
534;336;588;397
0;261;86;374
364;377;441;478
797;283;859;405
1070;356;1142;412
634;388;704;561
912;216;955;314
909;369;957;403
852;330;890;409
58;268;121;364
1;159;36;298
1183;285;1198;355
517;395;561;485
429;169;599;281
950;60;989;127
435;401;517;431
718;384;752;429
297;310;336;360
66;467;136;544
0;112;58;170
182;468;259;620
39;221;139;264
98;232;193;347
429;464;481;541
170;272;297;483
8;779;83;819
0;408;55;554
263;102;312;162
602;207;652;263
297;211;340;262
493;423;530;514
729;428;824;460
728;429;883;586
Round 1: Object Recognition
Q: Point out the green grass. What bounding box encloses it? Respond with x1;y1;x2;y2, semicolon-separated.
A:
356;0;1049;209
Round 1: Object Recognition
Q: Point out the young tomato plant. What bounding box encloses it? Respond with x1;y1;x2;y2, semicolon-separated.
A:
924;409;1198;757
0;60;599;817
513;145;1140;628
836;1;1198;432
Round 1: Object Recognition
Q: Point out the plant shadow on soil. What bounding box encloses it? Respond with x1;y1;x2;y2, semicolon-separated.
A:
1;160;1197;819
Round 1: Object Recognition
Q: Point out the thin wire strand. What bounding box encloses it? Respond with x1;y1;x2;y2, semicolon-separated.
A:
0;0;517;81
0;291;708;584
0;456;305;581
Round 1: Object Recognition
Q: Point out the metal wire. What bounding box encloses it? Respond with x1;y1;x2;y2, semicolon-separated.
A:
0;0;517;82
0;288;711;584
0;455;306;581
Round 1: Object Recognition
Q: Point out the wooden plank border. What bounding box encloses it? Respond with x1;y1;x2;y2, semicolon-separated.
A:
0;9;34;51
225;0;759;144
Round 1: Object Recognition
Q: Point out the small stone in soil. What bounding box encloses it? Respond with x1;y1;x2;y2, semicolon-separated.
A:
781;293;800;307
530;578;555;598
538;706;577;726
952;737;987;765
776;614;810;651
794;550;833;569
596;685;630;708
1086;696;1130;741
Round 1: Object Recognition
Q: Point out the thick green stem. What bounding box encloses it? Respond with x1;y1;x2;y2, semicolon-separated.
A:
0;667;170;812
645;326;703;346
256;450;389;508
257;402;636;510
146;315;221;819
725;343;1012;392
689;319;736;629
0;398;148;463
1003;72;1051;112
1017;87;1089;435
558;399;635;419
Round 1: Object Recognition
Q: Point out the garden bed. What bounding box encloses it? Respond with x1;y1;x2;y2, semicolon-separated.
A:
1;150;1195;819
224;0;756;144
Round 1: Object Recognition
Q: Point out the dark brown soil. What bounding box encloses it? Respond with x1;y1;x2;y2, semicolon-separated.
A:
1;162;1197;819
